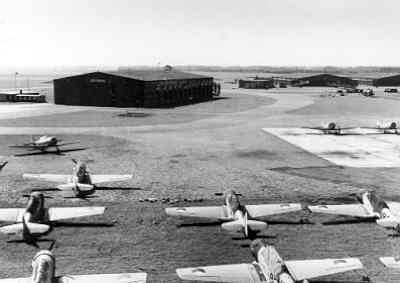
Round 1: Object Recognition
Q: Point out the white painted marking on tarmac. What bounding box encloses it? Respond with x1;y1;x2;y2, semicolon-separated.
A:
263;128;400;167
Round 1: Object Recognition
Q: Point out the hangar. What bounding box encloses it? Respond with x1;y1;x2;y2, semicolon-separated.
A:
53;69;215;107
373;74;400;87
291;74;358;87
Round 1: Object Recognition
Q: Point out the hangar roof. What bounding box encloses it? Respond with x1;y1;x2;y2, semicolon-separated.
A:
111;70;212;81
294;73;354;81
54;70;212;82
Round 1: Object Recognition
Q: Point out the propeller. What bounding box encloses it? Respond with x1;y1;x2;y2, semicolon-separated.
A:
48;239;56;251
0;161;8;170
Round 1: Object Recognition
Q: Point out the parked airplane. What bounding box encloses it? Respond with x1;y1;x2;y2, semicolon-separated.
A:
363;121;400;134
303;122;356;135
10;135;80;156
308;191;400;232
0;248;147;283
23;159;133;198
165;190;302;238
0;192;105;245
176;239;364;282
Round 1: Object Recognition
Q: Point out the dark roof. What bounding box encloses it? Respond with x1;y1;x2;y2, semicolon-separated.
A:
109;70;212;81
54;70;213;82
374;74;400;80
295;73;354;81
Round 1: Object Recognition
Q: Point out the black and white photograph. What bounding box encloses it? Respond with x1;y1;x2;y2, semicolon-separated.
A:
0;0;400;282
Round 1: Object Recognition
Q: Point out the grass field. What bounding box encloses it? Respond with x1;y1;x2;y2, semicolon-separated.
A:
1;84;400;282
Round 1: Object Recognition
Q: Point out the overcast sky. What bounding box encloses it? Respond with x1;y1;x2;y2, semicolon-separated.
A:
0;0;399;68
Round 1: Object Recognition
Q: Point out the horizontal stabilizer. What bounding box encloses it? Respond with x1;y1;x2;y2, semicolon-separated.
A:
221;220;244;233
222;220;267;234
0;222;50;235
56;183;94;191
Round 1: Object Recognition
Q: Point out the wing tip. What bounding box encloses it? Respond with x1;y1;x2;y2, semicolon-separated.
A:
380;257;400;268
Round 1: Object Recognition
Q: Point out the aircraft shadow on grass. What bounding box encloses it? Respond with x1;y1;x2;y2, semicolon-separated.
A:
95;186;142;191
29;187;141;195
14;147;88;157
177;220;223;228
7;238;55;249
52;221;116;228
322;218;377;226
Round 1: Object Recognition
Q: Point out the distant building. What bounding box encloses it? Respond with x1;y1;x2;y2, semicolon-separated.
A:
53;69;215;107
0;90;46;103
238;78;274;89
291;74;358;87
373;74;400;87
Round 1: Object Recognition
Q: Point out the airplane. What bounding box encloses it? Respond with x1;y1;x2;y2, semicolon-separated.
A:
0;248;147;283
23;159;133;198
363;121;400;134
10;135;79;155
0;192;105;245
308;191;400;233
303;122;356;135
176;238;365;283
165;190;302;238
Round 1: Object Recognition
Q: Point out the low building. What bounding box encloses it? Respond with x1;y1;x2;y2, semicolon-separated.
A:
238;78;274;89
291;74;358;87
53;69;215;108
0;90;46;103
373;74;400;87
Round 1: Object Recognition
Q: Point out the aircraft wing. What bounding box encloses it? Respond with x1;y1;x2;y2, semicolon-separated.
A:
308;204;372;218
0;208;25;222
0;278;31;283
176;263;261;282
285;258;363;281
386;202;400;217
301;126;323;130
165;206;229;220
48;207;105;221
90;174;133;184
23;174;71;183
380;257;400;268
56;273;147;283
245;203;302;218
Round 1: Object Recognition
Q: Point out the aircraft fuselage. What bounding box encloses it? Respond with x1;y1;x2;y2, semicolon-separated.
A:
31;250;55;283
250;240;295;283
33;136;58;151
